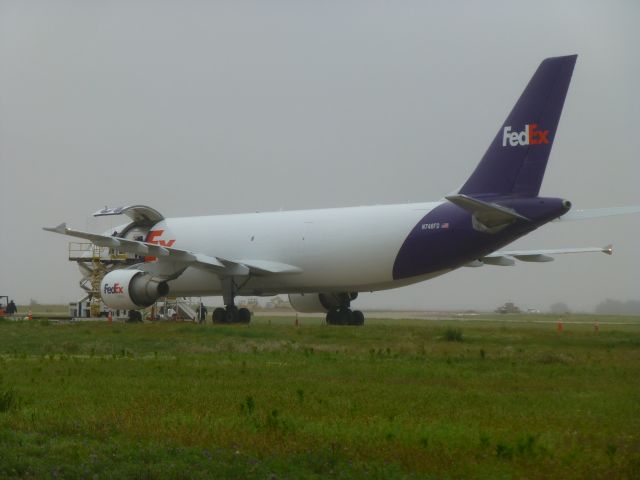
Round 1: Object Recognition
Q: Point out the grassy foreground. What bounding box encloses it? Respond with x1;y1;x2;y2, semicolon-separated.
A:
0;315;639;479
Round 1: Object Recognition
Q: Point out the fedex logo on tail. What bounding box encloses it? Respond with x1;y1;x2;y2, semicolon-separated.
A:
502;124;550;147
104;283;124;295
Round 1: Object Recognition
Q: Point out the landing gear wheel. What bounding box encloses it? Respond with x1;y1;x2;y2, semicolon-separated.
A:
326;308;339;325
212;307;226;324
225;306;239;323
351;310;365;326
238;308;252;324
326;307;356;325
336;308;352;325
326;306;365;326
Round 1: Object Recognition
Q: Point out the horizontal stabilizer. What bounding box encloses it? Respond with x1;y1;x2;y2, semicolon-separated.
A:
446;194;530;228
466;245;612;267
491;245;612;258
511;254;554;262
465;260;484;268
482;256;516;267
557;205;640;222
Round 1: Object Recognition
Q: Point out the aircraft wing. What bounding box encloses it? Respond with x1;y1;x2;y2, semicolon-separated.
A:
466;245;612;267
43;223;302;278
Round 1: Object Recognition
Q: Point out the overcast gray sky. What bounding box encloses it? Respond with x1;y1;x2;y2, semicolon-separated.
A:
1;0;638;312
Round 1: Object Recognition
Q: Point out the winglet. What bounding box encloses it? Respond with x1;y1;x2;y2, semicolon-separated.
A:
43;223;68;234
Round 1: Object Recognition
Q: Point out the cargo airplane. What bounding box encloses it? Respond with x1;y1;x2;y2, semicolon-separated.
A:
45;55;639;325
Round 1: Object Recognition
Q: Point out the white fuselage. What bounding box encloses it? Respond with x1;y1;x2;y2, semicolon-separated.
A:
152;201;445;296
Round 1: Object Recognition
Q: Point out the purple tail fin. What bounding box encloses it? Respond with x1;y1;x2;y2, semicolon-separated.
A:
459;55;577;197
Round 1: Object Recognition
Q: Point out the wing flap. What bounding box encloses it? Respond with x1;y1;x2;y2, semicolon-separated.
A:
238;259;303;275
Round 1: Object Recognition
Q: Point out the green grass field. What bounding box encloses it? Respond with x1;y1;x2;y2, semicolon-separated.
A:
0;314;639;479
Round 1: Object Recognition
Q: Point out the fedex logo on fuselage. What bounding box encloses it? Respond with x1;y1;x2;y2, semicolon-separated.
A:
103;283;124;295
146;230;175;247
502;124;550;147
145;229;176;262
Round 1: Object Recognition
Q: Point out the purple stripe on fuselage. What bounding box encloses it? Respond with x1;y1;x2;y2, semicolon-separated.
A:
392;197;570;280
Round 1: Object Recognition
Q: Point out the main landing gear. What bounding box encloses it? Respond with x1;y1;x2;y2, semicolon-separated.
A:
325;293;364;326
212;305;251;324
326;307;365;326
212;277;252;324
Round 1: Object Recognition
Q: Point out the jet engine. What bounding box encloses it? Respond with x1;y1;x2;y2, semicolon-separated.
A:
288;293;356;313
100;269;169;310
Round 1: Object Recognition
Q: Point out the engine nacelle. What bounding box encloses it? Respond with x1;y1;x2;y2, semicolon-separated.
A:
100;269;169;310
288;293;356;313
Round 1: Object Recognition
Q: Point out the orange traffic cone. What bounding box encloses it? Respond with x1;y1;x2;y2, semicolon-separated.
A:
107;311;113;324
28;310;33;321
557;320;564;333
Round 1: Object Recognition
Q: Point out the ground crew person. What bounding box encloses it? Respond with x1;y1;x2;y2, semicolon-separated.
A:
6;300;17;315
198;303;208;323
